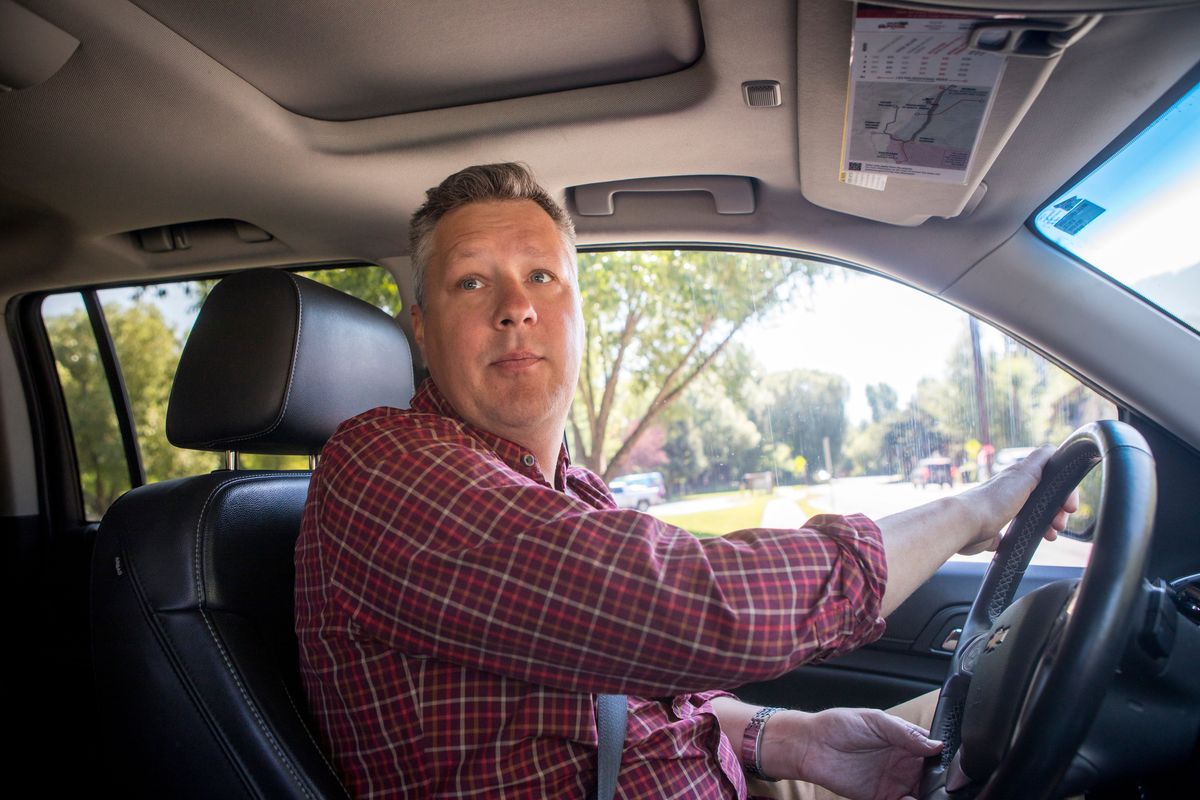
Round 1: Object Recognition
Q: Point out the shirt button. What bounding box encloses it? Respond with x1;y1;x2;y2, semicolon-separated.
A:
521;454;535;467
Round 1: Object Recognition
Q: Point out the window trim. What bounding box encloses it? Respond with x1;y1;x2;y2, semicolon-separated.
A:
82;289;146;489
10;291;88;526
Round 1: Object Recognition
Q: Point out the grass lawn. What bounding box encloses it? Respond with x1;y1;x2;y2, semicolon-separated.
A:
655;494;774;537
673;488;749;502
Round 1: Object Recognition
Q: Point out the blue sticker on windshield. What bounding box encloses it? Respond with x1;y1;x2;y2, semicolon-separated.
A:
1052;198;1106;236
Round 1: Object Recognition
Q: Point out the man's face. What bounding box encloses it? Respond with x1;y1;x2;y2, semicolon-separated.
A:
412;199;583;445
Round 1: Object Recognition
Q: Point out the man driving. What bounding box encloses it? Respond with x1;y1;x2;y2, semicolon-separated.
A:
295;163;1072;799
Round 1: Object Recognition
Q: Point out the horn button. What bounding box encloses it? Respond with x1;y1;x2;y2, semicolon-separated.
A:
957;579;1080;783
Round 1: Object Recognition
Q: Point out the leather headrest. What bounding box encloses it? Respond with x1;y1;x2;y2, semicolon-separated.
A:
166;268;413;454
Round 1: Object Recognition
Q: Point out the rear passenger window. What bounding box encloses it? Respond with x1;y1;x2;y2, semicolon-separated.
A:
41;293;133;519
40;265;400;518
94;282;223;481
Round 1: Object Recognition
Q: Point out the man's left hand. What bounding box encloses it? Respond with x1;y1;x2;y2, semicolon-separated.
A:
955;445;1078;556
762;707;942;800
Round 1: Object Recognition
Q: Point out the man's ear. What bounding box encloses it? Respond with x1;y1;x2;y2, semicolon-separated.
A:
410;304;426;356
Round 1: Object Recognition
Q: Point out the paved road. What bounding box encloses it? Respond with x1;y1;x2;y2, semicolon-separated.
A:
760;488;808;528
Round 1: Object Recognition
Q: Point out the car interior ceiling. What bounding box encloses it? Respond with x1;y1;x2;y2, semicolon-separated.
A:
1;0;1199;795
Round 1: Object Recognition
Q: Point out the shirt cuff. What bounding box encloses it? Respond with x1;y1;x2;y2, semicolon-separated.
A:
800;512;888;656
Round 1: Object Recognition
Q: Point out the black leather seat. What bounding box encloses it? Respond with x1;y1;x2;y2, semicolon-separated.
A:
91;269;414;799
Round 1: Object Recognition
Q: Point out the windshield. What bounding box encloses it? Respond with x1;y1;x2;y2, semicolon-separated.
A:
1033;79;1200;333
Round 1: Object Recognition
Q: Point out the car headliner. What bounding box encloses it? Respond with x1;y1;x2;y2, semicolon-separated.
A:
1;0;1199;517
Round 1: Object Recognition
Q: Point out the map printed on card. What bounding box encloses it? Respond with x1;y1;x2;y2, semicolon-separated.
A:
842;5;1006;185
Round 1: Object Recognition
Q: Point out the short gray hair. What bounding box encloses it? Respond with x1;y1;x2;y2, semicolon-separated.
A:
408;162;576;305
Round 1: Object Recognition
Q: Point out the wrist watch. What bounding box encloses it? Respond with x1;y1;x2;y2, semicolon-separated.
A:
741;706;785;781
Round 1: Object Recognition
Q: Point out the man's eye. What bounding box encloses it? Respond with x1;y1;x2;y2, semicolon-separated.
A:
459;277;483;290
530;271;553;284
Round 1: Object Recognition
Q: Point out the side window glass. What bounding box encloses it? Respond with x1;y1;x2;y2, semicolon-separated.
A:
41;293;132;519
98;265;401;475
575;251;1115;568
95;282;221;480
303;266;402;316
43;266;401;508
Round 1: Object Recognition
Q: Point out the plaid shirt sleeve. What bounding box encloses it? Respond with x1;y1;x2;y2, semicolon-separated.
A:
311;407;887;698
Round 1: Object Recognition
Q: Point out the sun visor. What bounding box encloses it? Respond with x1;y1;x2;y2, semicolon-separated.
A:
798;2;1100;225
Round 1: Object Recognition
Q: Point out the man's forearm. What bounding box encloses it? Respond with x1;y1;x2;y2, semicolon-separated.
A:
875;447;1069;617
876;494;978;617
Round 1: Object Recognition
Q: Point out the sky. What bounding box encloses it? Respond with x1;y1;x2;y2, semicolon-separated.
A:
740;270;995;424
41;281;201;332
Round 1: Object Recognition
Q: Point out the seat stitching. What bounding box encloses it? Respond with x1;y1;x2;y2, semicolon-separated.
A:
115;530;260;799
194;472;316;799
282;684;354;799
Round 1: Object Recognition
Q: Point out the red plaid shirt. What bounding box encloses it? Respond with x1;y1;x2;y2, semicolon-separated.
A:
295;379;887;799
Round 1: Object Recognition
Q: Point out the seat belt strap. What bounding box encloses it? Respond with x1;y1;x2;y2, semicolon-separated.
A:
594;693;627;800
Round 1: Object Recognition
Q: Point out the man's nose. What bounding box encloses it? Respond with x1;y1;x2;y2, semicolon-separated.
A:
494;279;538;328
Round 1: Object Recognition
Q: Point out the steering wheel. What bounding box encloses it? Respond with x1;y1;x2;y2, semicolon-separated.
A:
919;421;1156;800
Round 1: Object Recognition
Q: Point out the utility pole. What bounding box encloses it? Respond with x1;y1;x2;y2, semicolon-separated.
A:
969;317;993;477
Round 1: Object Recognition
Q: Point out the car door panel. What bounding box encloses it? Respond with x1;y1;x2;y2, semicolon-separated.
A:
736;563;1083;711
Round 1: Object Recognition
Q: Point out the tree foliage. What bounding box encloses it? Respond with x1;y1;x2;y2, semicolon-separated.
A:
304;266;402;316
841;328;1114;479
755;369;850;479
570;250;826;480
657;375;764;491
866;382;898;422
179;265;401;317
46;304;216;517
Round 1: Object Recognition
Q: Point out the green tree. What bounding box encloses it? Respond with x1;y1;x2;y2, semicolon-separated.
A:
47;309;130;518
755;369;849;479
842;420;886;476
881;407;948;478
180;265;401;317
570;250;824;480
661;416;708;493
914;329;1047;453
664;375;765;491
46;304;216;518
304;266;402;316
866;382;898;422
106;304;218;483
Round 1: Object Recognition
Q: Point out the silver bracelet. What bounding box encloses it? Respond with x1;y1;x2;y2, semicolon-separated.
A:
741;706;785;781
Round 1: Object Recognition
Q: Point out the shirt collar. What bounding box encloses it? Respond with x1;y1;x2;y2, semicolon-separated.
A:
411;378;572;489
